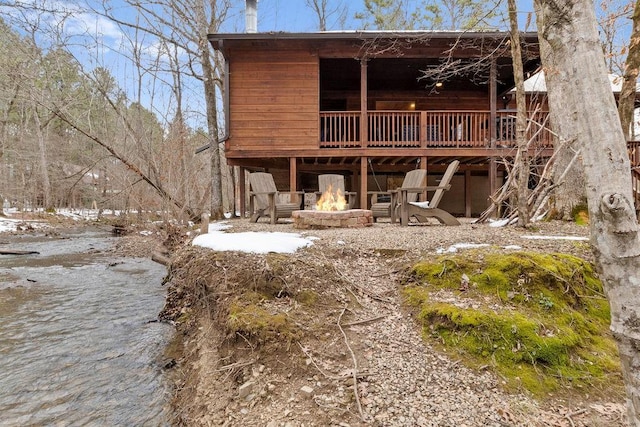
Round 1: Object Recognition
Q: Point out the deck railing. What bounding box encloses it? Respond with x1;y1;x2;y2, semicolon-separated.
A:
319;112;360;148
368;111;421;147
319;110;553;149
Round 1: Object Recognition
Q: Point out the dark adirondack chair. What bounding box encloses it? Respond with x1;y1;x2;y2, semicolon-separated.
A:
248;172;302;224
398;160;461;226
369;169;427;223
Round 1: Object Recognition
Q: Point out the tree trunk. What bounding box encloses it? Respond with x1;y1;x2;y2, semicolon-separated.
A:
508;0;530;226
201;50;223;220
195;1;224;220
534;1;640;424
618;0;640;140
33;111;52;209
545;1;588;221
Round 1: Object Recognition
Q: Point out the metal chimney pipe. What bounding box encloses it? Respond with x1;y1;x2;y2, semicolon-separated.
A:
245;0;258;33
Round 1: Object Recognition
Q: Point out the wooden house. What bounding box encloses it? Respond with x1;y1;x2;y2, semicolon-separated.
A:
208;31;549;217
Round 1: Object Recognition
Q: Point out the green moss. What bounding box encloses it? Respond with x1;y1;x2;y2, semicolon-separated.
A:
403;251;619;396
228;300;301;344
295;289;319;306
571;203;589;226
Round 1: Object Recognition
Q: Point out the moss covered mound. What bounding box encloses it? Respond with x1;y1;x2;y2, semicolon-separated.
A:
402;251;620;396
160;246;344;350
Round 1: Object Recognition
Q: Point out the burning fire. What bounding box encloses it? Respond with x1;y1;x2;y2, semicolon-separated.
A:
316;184;347;211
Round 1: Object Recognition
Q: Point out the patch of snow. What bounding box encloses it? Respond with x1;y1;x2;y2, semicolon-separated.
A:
208;221;233;232
522;235;589;241
503;245;522;250
488;218;510;228
0;218;17;233
437;243;490;254
0;217;48;233
409;201;430;208
436;242;524;254
193;230;314;254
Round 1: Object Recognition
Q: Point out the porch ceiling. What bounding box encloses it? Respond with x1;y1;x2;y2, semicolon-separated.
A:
321;56;540;94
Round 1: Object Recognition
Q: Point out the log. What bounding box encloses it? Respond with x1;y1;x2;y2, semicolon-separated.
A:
0;250;40;255
151;251;170;266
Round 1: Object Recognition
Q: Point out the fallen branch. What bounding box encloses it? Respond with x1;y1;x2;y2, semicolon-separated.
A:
371;269;402;278
215;358;257;372
564;408;587;427
350;281;393;304
476;136;579;224
319;251;393;304
297;342;368;382
338;307;364;422
151;251;170;266
0;250;40;255
297;342;349;381
342;315;387;327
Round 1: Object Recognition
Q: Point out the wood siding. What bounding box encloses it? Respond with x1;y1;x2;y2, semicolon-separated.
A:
367;89;489;111
229;49;319;150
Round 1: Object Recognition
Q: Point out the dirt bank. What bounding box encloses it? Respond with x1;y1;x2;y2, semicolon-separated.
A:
160;218;628;427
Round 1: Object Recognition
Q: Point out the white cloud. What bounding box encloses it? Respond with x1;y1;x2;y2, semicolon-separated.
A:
66;13;125;41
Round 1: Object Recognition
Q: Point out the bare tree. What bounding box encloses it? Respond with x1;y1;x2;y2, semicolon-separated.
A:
598;0;635;75
97;0;232;219
355;0;433;30
507;0;530;226
618;0;640;140
305;0;348;31
534;0;640;423
430;0;499;30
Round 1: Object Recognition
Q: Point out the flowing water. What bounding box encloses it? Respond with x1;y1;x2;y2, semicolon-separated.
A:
0;228;173;426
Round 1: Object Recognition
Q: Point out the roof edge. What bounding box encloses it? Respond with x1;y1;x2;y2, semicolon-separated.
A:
208;30;539;42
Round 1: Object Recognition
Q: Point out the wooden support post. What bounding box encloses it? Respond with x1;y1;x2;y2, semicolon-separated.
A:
360;60;368;148
420;111;427;148
465;169;472;218
239;167;246;218
360;156;368;209
421;155;428;201
289;157;298;205
489;60;498;209
351;173;359;208
200;212;210;234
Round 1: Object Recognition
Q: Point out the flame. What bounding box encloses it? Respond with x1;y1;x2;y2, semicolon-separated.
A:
316;184;347;211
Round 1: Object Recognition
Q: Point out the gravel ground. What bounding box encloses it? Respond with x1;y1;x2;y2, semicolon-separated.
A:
224;216;593;261
169;217;628;427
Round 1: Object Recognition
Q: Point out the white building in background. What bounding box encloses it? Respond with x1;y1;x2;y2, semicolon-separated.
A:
512;71;640;137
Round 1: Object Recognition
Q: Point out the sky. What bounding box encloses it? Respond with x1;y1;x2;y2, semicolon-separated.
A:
222;0;538;33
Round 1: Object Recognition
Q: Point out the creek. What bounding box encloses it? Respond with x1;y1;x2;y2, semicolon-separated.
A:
0;227;173;426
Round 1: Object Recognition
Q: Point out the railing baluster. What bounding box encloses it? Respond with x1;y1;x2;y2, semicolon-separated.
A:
319;110;551;149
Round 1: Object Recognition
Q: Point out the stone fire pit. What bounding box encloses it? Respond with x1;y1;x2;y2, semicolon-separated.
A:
292;209;373;229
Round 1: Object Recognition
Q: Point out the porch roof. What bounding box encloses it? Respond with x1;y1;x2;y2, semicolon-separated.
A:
208;30;539;43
